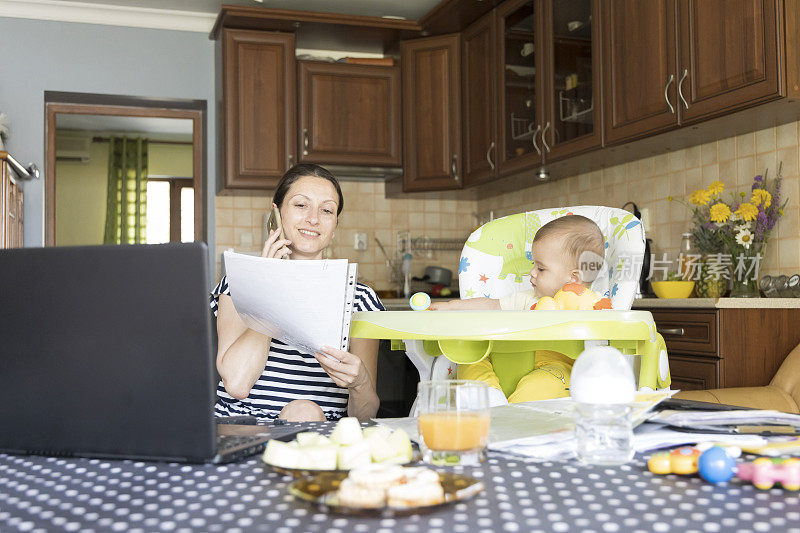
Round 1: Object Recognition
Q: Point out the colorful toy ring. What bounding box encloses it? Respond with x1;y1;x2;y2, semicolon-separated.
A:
409;292;431;311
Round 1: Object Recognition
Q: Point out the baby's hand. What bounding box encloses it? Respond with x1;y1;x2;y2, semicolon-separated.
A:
427;300;456;311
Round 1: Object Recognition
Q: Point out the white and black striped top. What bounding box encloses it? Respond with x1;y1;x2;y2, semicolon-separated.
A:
210;275;384;421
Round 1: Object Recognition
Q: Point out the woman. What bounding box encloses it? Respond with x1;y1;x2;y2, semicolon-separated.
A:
210;164;384;422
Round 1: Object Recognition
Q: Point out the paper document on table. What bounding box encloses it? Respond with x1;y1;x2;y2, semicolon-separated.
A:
633;422;767;452
649;409;800;428
223;251;358;353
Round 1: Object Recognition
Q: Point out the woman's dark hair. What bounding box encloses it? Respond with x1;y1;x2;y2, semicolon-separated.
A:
273;164;344;216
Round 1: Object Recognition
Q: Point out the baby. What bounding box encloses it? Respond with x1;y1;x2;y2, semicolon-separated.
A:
429;215;606;405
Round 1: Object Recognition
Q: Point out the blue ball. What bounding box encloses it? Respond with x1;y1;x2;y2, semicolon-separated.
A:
698;446;737;483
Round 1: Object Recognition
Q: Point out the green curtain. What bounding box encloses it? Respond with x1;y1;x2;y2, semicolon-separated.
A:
103;137;148;244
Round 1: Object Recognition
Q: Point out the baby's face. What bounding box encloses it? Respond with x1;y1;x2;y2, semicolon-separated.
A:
529;237;578;298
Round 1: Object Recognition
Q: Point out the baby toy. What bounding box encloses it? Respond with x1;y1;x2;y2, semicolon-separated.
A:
697;446;738;483
736;457;800;490
531;283;613;311
409;292;432;311
647;446;701;475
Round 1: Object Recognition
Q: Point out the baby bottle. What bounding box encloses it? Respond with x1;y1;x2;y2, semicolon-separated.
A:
570;346;636;466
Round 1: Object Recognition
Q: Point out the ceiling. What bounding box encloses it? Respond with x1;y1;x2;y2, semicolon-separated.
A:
57;114;194;141
48;0;442;20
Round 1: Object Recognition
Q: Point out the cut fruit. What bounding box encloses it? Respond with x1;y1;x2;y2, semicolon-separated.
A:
330;416;363;445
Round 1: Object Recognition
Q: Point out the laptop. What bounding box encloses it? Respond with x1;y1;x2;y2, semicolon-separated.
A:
0;242;302;463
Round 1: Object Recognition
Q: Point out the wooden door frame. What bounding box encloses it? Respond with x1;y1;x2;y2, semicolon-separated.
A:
44;92;207;246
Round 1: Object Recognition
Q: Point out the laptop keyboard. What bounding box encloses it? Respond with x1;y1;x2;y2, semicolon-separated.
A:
217;434;267;450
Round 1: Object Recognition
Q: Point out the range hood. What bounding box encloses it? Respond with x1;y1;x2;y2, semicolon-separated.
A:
324;164;403;182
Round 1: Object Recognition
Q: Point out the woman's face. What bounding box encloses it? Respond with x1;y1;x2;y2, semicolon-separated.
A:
278;175;339;260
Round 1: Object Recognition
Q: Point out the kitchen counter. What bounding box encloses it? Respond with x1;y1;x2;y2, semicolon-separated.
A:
380;297;454;310
633;297;800;309
381;296;800;310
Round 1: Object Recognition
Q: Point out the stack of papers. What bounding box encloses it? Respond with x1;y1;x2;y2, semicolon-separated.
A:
649;409;800;430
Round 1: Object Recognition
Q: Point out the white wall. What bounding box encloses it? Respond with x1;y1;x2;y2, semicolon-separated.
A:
0;17;216;263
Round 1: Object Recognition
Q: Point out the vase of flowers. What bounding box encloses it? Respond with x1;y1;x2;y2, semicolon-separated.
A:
671;164;787;298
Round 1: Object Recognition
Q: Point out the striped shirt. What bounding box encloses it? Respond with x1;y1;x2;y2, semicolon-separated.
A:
209;275;384;421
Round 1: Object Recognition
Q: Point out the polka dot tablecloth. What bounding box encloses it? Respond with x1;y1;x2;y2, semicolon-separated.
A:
1;424;800;532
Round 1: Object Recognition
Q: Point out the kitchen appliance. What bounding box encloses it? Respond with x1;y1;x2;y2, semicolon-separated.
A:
622;202;653;297
424;266;453;286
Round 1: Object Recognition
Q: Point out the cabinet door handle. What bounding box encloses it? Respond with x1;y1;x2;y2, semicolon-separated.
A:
486;141;495;170
658;327;685;336
531;124;542;155
678;68;689;110
302;128;309;156
664;74;675;114
541;122;551;153
451;154;459;181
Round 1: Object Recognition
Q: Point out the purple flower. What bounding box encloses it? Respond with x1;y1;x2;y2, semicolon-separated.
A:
752;174;763;192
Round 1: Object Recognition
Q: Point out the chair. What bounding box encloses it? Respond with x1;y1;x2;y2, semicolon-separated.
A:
403;205;670;401
674;342;800;413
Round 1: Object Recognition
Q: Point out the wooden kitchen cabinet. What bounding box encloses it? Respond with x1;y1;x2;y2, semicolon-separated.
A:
220;29;296;190
298;61;401;167
495;0;543;175
461;11;498;187
1;152;24;249
461;0;602;186
603;0;782;145
400;34;462;192
677;0;782;123
540;0;602;161
602;0;679;145
645;306;800;392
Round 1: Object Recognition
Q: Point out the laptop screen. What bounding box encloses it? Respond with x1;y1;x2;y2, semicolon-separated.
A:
0;243;218;461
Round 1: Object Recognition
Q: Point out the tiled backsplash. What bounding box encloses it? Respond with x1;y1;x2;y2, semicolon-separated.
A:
214;183;478;291
215;120;800;288
476;120;800;277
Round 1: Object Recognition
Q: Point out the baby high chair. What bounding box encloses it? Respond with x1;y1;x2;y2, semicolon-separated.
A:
401;206;671;400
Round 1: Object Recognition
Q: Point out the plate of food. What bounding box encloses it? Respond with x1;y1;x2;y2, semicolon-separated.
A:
262;417;418;478
289;464;485;516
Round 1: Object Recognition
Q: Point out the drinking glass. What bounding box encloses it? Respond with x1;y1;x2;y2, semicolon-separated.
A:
416;380;490;466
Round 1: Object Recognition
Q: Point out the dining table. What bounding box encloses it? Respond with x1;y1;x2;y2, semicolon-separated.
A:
1;420;799;533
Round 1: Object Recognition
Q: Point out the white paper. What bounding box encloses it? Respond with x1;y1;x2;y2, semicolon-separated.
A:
648;409;800;428
223;251;356;354
633;422;767;452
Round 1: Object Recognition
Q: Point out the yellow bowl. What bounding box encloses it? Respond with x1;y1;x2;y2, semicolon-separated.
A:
651;280;695;299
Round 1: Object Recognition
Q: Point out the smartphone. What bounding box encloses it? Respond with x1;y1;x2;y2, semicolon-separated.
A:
268;206;286;240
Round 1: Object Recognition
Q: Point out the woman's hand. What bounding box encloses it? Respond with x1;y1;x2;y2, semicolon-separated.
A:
313;346;370;390
261;229;292;259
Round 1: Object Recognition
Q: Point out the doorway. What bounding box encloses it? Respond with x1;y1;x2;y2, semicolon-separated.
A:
44;92;206;246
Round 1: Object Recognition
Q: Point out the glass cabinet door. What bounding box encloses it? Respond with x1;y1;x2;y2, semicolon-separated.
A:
498;0;540;169
549;0;595;148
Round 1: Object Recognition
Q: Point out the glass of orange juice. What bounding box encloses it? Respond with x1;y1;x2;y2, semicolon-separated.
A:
416;380;490;465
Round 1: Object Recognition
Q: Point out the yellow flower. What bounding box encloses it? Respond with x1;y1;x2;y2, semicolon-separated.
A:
707;181;725;195
690;189;711;206
735;202;759;222
751;188;772;208
709;202;731;223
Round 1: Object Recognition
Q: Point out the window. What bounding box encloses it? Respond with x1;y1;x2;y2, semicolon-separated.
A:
146;177;194;243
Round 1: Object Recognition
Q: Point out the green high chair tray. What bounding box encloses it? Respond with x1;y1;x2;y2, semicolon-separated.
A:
351;310;671;393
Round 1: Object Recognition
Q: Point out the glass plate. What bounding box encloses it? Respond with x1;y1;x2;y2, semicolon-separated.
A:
289;471;485;517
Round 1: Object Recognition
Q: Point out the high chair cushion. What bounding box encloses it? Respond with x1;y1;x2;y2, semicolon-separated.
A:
459;206;644;310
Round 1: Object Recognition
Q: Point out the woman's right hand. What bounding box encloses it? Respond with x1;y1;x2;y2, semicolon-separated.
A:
261;229;292;259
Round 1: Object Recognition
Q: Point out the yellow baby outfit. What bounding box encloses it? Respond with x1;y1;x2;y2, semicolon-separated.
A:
457;290;574;402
